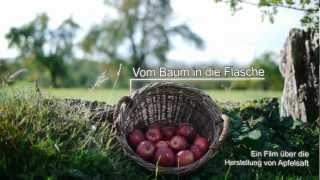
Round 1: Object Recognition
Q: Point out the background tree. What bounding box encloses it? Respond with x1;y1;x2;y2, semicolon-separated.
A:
6;14;79;87
215;0;319;29
230;52;283;90
251;52;283;90
81;0;204;72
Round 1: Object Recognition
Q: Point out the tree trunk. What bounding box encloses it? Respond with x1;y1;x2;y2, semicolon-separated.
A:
279;28;319;123
50;71;58;88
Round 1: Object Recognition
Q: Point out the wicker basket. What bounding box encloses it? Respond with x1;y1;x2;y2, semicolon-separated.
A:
113;82;229;175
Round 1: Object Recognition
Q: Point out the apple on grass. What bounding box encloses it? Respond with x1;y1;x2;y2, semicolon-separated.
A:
146;127;162;142
169;135;188;151
176;123;196;141
154;147;175;166
136;140;155;161
177;150;195;166
128;129;145;147
194;136;209;153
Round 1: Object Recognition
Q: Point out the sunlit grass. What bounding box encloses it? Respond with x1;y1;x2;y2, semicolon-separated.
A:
42;88;282;104
43;88;127;104
2;82;282;104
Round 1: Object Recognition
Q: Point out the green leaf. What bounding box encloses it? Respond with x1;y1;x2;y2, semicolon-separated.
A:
248;129;262;140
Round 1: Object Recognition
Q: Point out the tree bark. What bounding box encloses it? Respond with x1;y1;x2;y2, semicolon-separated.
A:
279;28;319;123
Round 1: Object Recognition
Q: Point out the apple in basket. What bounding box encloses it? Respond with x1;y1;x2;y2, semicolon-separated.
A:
176;123;196;141
161;126;176;140
136;140;155;161
169;135;188;151
149;123;161;130
177;150;195;166
154;147;175;166
190;144;203;160
146;127;162;142
128;122;211;167
128;129;145;147
155;140;169;149
194;135;209;154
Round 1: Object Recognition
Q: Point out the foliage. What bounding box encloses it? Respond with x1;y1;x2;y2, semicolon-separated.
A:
6;13;79;87
0;90;318;179
61;59;109;88
250;52;283;90
3;50;284;90
230;52;283;90
81;0;204;70
214;0;319;30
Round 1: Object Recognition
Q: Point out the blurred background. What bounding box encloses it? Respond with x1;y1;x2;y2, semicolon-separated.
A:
0;0;316;103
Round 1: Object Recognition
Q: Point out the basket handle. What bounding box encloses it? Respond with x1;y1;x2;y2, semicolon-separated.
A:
112;96;134;123
218;114;230;143
210;114;229;150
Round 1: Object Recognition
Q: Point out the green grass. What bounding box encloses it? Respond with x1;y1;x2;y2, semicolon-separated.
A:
43;88;128;104
3;82;282;104
44;88;281;104
0;89;318;179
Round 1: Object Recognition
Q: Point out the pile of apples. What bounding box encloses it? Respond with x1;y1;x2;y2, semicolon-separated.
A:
128;123;209;167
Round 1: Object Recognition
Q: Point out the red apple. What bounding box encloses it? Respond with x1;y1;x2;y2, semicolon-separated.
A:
169;135;188;151
128;129;145;147
136;140;155;161
176;123;196;141
161;126;176;140
146;127;162;142
154;147;175;166
177;150;195;166
149;123;161;130
155;140;168;149
194;136;209;153
166;140;171;146
195;134;201;139
190;144;203;160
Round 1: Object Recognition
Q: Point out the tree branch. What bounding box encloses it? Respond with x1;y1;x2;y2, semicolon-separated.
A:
238;0;318;12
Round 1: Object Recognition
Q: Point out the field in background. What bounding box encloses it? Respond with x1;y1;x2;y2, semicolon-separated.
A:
43;88;282;104
2;82;282;104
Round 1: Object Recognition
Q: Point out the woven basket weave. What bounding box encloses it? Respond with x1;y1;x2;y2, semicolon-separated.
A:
113;82;229;175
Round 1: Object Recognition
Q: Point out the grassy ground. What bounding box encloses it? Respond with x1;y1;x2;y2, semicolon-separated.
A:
43;88;282;104
4;82;282;104
0;90;318;179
